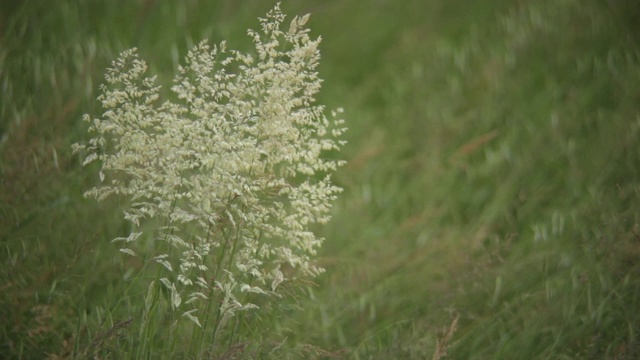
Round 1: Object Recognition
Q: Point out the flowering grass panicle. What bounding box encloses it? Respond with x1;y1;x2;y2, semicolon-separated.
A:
73;3;345;332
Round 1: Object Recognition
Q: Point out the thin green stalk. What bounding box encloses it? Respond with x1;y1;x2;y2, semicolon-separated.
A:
167;303;182;356
207;214;245;356
222;224;243;352
230;230;264;347
197;224;233;357
136;198;179;358
190;220;216;357
136;282;157;359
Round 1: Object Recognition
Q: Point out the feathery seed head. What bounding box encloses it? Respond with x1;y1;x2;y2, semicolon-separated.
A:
74;3;345;327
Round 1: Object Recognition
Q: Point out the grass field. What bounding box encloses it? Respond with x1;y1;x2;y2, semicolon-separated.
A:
2;0;640;358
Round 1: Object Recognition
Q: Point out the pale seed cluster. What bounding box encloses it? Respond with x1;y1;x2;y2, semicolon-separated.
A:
73;4;345;328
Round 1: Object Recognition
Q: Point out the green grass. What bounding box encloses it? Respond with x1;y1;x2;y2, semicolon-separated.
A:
2;0;640;358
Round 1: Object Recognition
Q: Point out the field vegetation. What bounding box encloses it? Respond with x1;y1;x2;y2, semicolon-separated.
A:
2;0;640;358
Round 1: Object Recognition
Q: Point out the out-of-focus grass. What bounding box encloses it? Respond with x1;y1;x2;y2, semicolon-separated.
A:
1;0;640;358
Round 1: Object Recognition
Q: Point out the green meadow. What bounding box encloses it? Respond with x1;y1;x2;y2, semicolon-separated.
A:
2;0;640;358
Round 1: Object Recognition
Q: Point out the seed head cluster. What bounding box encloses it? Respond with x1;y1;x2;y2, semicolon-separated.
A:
73;4;345;327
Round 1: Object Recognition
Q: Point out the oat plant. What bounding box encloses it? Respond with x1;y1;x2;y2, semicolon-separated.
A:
73;4;345;355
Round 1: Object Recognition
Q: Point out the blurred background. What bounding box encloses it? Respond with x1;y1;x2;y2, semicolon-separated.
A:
2;0;640;358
